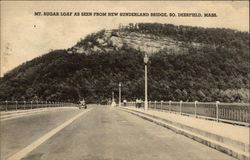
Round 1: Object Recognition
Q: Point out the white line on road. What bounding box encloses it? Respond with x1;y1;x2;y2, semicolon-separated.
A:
7;108;93;160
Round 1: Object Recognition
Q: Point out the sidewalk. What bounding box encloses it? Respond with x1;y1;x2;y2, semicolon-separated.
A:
0;107;77;121
121;107;250;160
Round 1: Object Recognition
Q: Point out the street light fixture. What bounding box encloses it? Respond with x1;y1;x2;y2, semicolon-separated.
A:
144;54;149;110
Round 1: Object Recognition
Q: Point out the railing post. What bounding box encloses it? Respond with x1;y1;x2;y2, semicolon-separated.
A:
31;101;33;109
180;101;183;114
161;100;163;111
154;101;156;110
195;101;198;118
216;101;220;122
15;101;18;110
24;101;26;110
5;100;8;111
169;100;171;112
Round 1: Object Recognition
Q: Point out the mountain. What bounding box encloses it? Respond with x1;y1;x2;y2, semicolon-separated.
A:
0;23;249;103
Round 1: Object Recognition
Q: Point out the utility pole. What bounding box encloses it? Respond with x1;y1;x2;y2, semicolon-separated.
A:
119;82;121;107
144;54;149;110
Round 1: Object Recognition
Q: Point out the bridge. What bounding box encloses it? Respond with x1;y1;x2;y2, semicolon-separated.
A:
0;102;249;160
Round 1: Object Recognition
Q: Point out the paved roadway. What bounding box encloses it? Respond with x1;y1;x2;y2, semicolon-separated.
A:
1;105;236;160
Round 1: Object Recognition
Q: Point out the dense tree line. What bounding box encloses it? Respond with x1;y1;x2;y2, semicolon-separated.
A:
0;23;248;103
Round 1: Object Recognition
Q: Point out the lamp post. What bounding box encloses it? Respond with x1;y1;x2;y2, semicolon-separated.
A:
144;54;149;110
119;82;121;107
112;91;114;103
111;91;116;107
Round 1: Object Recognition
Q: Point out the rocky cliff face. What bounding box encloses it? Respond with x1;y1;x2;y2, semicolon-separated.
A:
68;29;201;55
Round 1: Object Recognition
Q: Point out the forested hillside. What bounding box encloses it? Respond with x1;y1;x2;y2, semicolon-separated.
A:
0;23;249;103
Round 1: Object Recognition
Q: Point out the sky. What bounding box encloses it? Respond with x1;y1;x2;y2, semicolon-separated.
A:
0;1;249;76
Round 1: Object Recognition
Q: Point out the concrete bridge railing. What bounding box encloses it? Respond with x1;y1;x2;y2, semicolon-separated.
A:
125;101;250;125
0;101;75;111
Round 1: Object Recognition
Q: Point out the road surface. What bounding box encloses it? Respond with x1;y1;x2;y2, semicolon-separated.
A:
1;105;236;160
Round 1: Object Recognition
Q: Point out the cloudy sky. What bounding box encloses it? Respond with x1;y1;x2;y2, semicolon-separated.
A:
0;1;249;76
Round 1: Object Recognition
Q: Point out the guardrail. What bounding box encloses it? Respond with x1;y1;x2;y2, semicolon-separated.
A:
0;101;75;111
125;101;250;124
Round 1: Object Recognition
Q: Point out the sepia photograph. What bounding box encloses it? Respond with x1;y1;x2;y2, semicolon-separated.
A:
0;1;249;160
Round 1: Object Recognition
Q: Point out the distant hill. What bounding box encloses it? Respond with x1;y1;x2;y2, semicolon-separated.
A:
0;23;249;103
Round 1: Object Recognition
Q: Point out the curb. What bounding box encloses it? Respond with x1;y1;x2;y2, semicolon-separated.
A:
120;108;250;160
